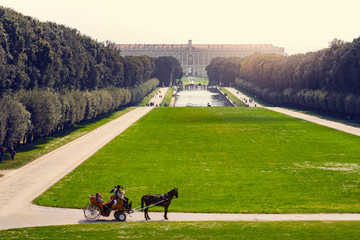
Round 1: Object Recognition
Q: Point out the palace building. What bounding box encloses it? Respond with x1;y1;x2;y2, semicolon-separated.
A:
117;40;285;77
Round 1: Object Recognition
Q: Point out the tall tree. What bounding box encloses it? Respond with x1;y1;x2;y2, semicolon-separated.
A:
152;56;182;86
2;97;30;147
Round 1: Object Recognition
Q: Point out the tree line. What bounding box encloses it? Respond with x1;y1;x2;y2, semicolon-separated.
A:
0;7;182;151
0;7;157;93
0;79;159;149
206;37;360;119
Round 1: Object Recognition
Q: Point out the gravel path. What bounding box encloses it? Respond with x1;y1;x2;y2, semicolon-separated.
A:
225;87;260;107
0;87;359;230
265;107;360;136
149;87;169;106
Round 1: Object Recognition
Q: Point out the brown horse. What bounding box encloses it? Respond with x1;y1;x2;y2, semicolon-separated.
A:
141;188;178;220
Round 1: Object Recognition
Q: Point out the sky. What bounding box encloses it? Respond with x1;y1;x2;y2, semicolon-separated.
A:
1;0;360;55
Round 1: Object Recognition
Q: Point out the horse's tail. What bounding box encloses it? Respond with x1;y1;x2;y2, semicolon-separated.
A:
141;195;145;210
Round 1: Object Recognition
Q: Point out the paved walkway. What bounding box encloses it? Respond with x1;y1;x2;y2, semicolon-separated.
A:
266;107;360;136
225;87;261;107
170;87;177;107
0;89;359;230
149;87;169;106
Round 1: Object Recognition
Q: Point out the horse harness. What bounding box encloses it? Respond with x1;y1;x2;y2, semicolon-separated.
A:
160;193;171;203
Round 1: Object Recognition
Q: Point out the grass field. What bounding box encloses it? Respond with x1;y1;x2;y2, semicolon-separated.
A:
137;87;161;106
1;221;360;239
0;107;135;170
160;87;174;107
220;87;248;107
233;87;274;107
35;107;360;213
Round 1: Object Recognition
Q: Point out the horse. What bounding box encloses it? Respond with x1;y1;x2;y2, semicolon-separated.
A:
141;188;178;220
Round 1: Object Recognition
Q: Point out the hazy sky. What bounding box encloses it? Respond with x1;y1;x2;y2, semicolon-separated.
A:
1;0;360;55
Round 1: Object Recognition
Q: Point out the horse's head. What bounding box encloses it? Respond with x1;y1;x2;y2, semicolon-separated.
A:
167;188;178;199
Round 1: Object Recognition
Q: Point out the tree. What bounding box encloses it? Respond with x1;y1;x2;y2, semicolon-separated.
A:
206;57;226;86
122;56;145;87
0;99;8;146
19;90;61;140
2;97;30;147
152;56;182;87
137;55;155;82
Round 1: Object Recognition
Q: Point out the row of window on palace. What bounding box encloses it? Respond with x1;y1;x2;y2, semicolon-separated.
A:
120;50;282;67
120;51;255;58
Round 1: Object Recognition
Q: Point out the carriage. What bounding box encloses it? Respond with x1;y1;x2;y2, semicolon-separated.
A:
83;194;132;221
83;187;178;221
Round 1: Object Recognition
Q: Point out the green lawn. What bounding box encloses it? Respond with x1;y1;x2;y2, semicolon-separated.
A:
0;107;135;170
137;87;161;106
160;87;174;107
1;221;360;239
220;87;248;107
35;107;360;214
233;87;274;107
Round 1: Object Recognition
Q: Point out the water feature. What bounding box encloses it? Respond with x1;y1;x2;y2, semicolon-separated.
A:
174;87;232;107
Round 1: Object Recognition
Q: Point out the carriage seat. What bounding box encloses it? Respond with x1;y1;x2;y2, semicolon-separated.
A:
89;195;103;209
89;194;126;211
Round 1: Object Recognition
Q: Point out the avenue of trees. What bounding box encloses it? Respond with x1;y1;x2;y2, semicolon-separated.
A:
206;38;360;119
0;80;159;147
0;7;181;149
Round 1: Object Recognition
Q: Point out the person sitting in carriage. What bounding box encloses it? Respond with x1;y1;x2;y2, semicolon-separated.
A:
95;192;112;214
119;186;130;208
110;185;129;209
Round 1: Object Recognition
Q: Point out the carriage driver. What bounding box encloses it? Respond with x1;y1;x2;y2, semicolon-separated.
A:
110;185;129;208
120;186;130;208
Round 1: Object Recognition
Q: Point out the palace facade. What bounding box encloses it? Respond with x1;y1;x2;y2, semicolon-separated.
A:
117;40;285;77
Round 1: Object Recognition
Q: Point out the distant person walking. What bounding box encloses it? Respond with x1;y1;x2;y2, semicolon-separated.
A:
9;146;16;160
0;146;6;162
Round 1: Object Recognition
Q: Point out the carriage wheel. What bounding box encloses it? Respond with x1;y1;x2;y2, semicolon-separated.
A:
83;203;101;221
114;211;126;222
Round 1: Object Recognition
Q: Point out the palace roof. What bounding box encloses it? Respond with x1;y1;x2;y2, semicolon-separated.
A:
117;42;284;51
